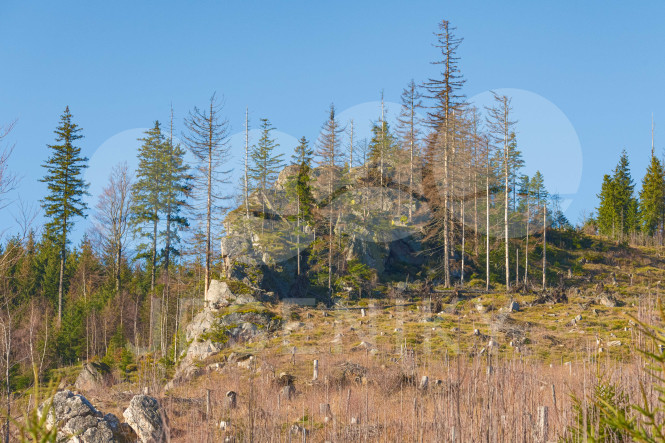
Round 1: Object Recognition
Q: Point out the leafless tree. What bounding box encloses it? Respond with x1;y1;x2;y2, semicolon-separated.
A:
422;20;465;288
94;162;133;296
486;92;516;289
397;80;422;222
0;120;17;213
183;93;231;297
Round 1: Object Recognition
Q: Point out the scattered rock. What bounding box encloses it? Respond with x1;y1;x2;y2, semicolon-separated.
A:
284;321;305;332
39;390;135;443
75;362;112;392
123;395;169;443
508;301;519;312
608;340;622;347
597;293;619;308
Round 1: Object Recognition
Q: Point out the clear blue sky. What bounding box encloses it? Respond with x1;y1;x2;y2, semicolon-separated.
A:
1;1;664;238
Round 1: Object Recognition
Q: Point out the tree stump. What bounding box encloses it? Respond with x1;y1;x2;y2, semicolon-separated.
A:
225;391;237;409
282;384;295;401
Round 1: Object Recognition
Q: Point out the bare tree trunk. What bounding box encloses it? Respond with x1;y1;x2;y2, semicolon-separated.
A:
444;129;450;287
380;94;385;212
349;120;354;168
296;196;301;276
328;151;334;296
151;218;157;293
515;248;519;286
58;218;67;325
245;107;250;221
486;142;490;292
205;117;212;297
504;132;510;290
408;92;416;223
461;195;465;286
1;313;11;443
115;244;121;295
525;199;529;287
474;168;478;255
542;202;547;290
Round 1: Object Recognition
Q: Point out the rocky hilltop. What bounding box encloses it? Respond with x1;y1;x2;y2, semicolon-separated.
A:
221;164;426;300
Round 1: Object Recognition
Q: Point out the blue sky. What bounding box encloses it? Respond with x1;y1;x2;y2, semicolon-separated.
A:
1;1;664;239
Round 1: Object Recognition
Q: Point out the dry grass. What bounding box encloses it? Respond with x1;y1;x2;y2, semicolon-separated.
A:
160;351;656;442
152;291;663;442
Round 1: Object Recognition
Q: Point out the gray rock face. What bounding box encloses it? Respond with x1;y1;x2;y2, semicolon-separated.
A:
123;395;168;443
598;293;619;307
168;280;279;389
75;362;111;392
38;390;134;443
205;280;257;309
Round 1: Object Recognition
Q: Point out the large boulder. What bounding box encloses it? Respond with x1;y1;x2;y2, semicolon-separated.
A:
123;395;169;443
38;390;134;443
74;362;111;392
205;280;256;309
598;293;620;308
169;281;280;388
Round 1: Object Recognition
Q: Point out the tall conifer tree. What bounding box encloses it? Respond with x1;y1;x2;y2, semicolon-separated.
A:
639;153;665;237
248;118;284;233
131;121;165;293
40;107;89;324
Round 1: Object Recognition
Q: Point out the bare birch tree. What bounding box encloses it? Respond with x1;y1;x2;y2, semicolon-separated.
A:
94;162;133;296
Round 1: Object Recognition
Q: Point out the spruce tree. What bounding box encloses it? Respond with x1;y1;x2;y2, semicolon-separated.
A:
131;121;165;293
639;153;665;237
287;136;314;275
40;107;89;324
160;134;190;352
612;150;639;238
597;174;617;237
316;104;344;296
368;120;398;168
248;118;284;233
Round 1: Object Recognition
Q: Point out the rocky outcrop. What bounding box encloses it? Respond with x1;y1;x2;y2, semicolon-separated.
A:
597;292;620;307
220;164;428;298
167;280;281;389
75;362;112;392
38;390;135;443
122;395;168;443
